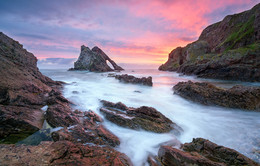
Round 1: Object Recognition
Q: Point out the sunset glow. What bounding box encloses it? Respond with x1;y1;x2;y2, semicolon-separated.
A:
0;0;259;68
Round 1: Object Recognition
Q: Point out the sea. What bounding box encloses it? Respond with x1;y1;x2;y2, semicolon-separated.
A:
41;68;260;165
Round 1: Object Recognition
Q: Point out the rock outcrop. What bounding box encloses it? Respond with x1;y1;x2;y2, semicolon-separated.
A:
100;100;182;134
0;141;132;166
173;81;260;110
0;32;134;165
114;74;153;86
69;45;124;72
51;110;120;147
159;3;260;82
158;138;259;166
0;32;69;143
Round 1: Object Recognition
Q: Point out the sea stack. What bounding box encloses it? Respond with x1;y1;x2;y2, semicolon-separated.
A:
69;45;124;72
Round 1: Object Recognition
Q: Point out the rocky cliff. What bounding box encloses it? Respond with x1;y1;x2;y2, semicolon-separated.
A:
159;3;260;82
0;32;73;143
70;45;124;72
0;32;133;165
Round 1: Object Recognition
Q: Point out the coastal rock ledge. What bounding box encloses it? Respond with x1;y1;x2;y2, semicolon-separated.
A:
69;45;124;72
100;100;182;134
0;141;132;166
173;81;260;110
158;138;259;166
114;74;153;86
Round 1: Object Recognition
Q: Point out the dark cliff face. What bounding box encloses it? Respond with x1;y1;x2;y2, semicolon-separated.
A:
71;45;123;72
159;3;260;82
0;32;65;143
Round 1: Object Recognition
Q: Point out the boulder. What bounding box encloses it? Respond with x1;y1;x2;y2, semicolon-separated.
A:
100;100;182;133
45;103;80;128
0;141;133;166
115;74;153;86
158;138;259;166
51;110;120;147
70;45;124;72
173;81;260;110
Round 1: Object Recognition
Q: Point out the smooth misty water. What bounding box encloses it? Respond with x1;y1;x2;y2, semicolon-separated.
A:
41;69;260;165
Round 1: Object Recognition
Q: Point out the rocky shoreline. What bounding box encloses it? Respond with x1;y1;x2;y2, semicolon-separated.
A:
173;81;260;111
111;74;153;86
0;30;260;165
159;4;260;82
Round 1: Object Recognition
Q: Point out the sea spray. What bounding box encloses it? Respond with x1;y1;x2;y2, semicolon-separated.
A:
42;69;260;165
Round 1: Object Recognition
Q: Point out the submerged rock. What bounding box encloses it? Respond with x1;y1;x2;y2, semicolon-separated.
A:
115;74;153;86
173;81;260;110
158;138;259;166
100;100;182;133
0;141;132;166
69;45;124;72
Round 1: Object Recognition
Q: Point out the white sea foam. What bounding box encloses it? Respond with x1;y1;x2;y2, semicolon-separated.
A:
41;105;48;111
41;69;260;165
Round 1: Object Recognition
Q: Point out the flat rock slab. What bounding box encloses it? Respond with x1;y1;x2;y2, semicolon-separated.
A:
173;81;260;110
100;100;182;134
0;141;132;166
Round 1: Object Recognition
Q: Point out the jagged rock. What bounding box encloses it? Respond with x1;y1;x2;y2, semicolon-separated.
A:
69;45;124;72
147;155;162;166
158;138;259;166
51;110;120;147
45;104;80;128
0;32;70;143
0;141;133;166
0;105;44;144
100;100;182;133
159;4;260;82
173;81;260;110
115;74;153;86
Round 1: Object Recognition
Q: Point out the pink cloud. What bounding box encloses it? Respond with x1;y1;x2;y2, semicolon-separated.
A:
2;0;258;66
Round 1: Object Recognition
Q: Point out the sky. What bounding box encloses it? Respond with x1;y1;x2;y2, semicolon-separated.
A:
0;0;259;69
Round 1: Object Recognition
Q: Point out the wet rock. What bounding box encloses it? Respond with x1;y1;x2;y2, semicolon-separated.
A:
0;105;44;144
74;109;82;114
115;74;153;86
84;109;103;123
0;32;74;143
158;145;223;166
100;100;182;133
45;104;79;128
147;155;162;166
173;81;260;110
158;138;259;166
51;110;120;147
0;141;133;166
108;73;116;77
69;45;124;72
72;91;79;94
17;128;52;145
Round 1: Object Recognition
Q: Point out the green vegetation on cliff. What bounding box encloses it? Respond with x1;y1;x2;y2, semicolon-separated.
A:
218;15;255;51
